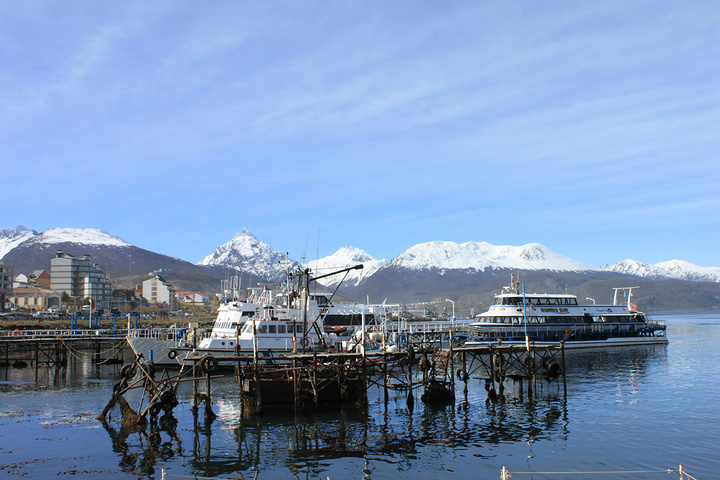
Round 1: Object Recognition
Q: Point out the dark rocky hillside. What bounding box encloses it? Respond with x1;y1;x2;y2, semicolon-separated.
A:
345;267;720;313
4;238;719;312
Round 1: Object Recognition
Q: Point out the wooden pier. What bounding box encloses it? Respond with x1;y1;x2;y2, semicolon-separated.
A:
0;328;128;371
101;340;567;430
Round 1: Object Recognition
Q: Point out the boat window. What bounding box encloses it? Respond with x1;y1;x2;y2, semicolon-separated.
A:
296;325;303;333
278;324;286;333
268;325;277;334
242;311;254;317
258;325;267;334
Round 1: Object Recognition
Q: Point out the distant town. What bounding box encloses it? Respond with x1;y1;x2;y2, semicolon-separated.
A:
0;251;210;321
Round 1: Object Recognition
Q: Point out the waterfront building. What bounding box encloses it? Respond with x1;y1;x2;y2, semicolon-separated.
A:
142;275;178;310
29;270;51;289
50;251;113;304
0;262;13;312
8;285;61;312
178;291;210;305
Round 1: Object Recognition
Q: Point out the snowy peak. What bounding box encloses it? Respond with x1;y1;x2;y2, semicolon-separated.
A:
197;229;299;278
388;241;599;272
0;225;39;259
307;247;386;287
602;259;720;282
31;228;130;247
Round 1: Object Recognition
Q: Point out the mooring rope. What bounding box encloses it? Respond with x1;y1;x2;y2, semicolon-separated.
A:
59;338;126;363
161;471;246;480
501;466;698;479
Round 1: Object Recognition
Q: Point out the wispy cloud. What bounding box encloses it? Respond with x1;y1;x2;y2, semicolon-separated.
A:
1;1;718;266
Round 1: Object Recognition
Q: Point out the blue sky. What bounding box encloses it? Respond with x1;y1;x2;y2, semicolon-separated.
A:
1;1;718;267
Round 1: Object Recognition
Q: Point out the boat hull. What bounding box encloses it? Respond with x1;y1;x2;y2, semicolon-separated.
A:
127;337;187;368
465;335;668;350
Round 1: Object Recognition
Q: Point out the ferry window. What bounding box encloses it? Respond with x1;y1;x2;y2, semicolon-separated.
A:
258;325;267;334
278;325;286;333
296;325;303;333
268;325;277;334
569;298;577;305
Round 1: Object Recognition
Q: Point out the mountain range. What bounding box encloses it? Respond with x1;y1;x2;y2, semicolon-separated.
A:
2;225;719;311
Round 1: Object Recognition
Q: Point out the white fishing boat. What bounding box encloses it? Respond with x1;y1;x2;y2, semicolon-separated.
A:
185;289;336;360
465;278;667;349
173;265;369;366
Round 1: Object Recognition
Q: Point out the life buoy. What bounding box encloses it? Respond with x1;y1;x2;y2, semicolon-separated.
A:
565;327;572;335
630;304;638;312
200;355;218;374
12;329;21;337
456;368;469;381
301;338;310;348
167;349;177;360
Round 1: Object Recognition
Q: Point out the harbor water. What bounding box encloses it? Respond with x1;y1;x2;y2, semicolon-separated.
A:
1;311;718;479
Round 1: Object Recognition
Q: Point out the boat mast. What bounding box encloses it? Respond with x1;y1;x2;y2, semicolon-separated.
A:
612;287;640;308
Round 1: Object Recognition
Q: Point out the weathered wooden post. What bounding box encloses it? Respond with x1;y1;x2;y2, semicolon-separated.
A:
406;346;414;408
561;342;567;399
192;359;199;416
383;352;389;403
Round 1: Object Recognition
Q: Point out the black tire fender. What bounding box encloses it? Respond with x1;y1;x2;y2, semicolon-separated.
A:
200;355;218;374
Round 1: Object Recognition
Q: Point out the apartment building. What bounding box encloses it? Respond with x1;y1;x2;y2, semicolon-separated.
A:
0;262;13;311
142;275;178;310
50;251;113;303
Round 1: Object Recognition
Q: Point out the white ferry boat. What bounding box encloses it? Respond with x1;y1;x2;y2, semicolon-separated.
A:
466;280;667;349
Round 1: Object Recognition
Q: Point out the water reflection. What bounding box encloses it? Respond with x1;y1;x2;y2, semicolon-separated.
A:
0;338;675;479
166;391;572;478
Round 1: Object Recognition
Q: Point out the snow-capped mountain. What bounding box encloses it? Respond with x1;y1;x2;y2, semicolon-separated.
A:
0;226;129;257
306;247;387;287
387;241;599;272
197;229;299;278
29;227;130;248
602;259;720;283
0;225;38;258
